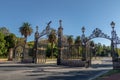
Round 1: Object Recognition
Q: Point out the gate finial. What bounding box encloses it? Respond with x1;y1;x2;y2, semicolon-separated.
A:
59;20;62;27
36;26;38;32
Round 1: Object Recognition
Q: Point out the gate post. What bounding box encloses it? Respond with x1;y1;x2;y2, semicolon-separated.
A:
81;27;86;61
33;21;52;64
111;21;117;69
81;27;90;68
33;26;39;63
57;20;63;65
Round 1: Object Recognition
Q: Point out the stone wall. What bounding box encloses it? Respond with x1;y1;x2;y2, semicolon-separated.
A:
61;59;85;67
113;61;120;69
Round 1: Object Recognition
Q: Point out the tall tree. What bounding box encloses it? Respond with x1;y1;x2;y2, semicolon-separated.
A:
96;43;102;56
5;33;16;49
67;35;74;59
67;35;74;45
75;36;81;58
19;22;33;44
90;40;95;57
75;36;81;45
19;22;33;61
0;32;7;57
48;29;57;58
5;33;16;60
0;27;10;36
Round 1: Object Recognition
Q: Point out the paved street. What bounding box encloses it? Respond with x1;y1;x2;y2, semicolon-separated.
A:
0;64;112;80
0;57;112;80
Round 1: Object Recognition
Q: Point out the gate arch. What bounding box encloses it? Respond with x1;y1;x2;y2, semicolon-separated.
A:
86;28;112;57
87;28;111;41
81;28;112;66
80;22;120;69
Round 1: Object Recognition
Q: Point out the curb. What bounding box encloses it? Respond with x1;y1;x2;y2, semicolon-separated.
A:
88;70;109;80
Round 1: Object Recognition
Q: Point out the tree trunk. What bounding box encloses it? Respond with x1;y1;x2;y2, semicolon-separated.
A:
51;42;54;59
8;48;13;61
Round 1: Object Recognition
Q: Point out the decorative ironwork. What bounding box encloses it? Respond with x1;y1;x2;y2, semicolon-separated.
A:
88;28;111;40
14;45;24;62
33;20;64;65
33;21;52;63
39;21;52;38
81;21;120;69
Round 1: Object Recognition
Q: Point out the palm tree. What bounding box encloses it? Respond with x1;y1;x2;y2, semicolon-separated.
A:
67;35;74;45
75;36;81;45
90;40;95;56
75;36;81;58
19;22;33;45
48;29;57;59
19;22;33;61
67;35;74;59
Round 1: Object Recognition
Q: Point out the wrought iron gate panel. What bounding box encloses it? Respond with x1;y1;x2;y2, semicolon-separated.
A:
80;21;120;69
36;44;47;64
14;45;24;62
62;45;82;60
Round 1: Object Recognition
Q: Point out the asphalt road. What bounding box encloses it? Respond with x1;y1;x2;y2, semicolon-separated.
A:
0;57;112;80
0;64;112;80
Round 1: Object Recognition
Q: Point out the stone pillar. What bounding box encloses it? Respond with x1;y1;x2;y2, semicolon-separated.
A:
8;48;13;61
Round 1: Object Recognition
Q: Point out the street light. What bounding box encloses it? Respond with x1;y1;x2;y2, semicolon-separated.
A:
81;26;85;34
111;21;115;30
110;21;116;69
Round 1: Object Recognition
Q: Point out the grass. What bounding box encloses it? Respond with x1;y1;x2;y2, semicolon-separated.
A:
0;58;7;62
93;69;120;80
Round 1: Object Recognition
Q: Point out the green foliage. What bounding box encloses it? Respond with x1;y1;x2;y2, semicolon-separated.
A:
0;27;17;57
48;29;57;58
118;49;120;56
19;22;33;43
75;36;81;45
0;32;7;56
67;35;74;45
0;27;10;36
28;48;34;56
46;47;51;57
5;33;16;49
27;41;34;48
46;43;58;58
48;29;57;43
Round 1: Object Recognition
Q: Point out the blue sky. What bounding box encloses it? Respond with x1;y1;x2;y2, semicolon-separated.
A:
0;0;120;46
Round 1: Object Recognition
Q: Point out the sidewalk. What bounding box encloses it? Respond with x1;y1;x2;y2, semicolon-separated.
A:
0;60;57;67
92;70;120;80
102;73;120;80
0;60;115;80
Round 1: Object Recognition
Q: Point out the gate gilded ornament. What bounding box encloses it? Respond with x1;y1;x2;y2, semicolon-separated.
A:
14;45;24;62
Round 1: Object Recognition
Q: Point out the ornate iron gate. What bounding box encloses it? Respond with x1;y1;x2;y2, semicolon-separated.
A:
33;21;52;63
36;44;47;64
81;21;120;69
14;45;24;62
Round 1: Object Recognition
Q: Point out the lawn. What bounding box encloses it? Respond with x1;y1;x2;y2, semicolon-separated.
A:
93;69;120;80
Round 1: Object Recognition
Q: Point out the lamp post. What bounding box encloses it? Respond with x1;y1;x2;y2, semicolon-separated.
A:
110;21;116;69
81;26;86;60
82;26;85;34
81;26;89;67
111;21;115;30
